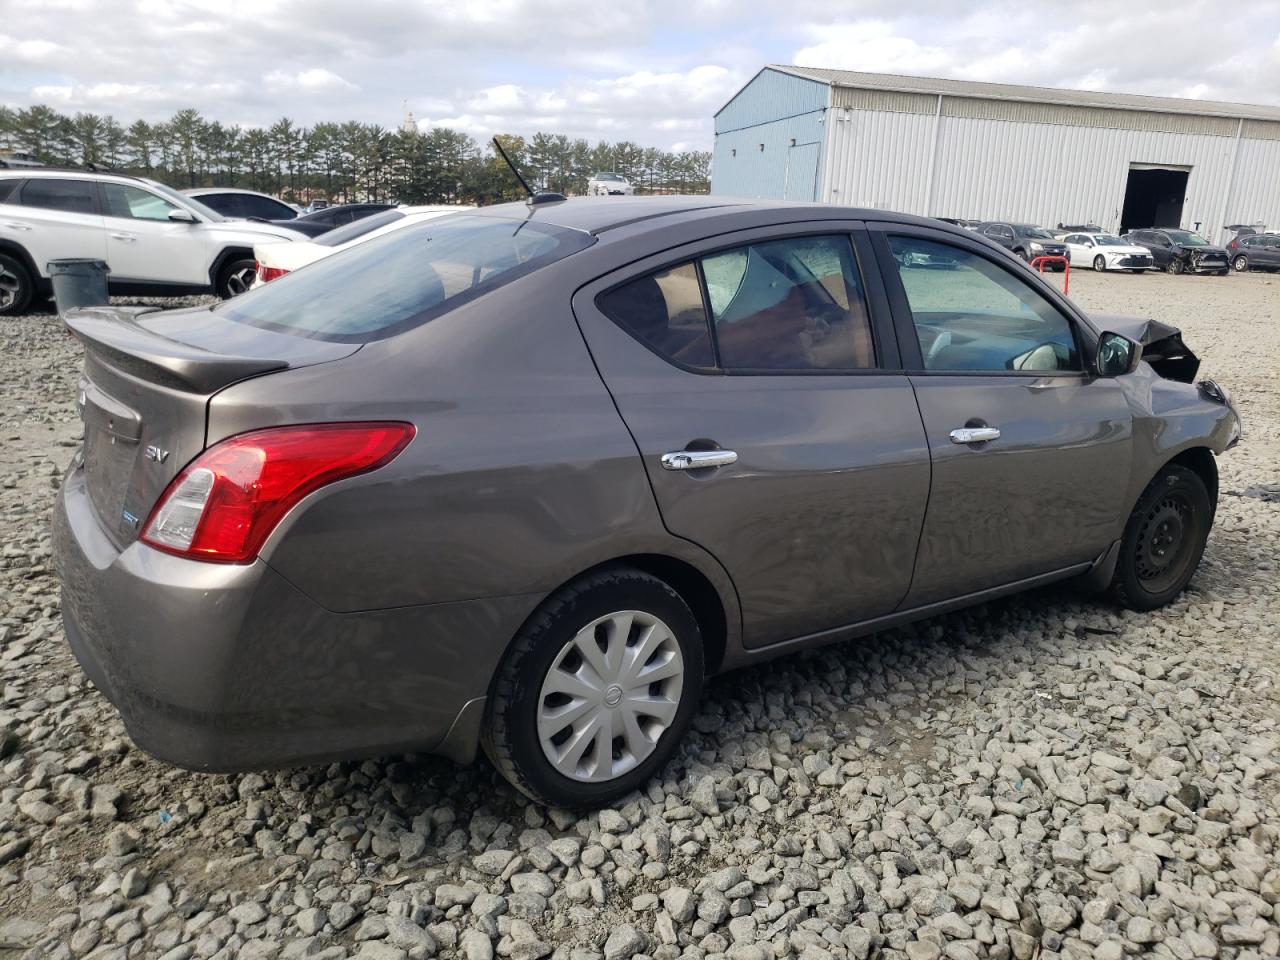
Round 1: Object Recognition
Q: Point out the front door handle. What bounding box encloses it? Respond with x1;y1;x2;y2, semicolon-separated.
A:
1;221;32;231
950;427;1001;445
110;233;137;242
660;449;738;471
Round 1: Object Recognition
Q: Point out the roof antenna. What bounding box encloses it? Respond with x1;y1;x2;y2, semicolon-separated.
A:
491;136;566;206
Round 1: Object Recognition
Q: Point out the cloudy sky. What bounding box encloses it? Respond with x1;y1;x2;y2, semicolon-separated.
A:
2;0;1278;151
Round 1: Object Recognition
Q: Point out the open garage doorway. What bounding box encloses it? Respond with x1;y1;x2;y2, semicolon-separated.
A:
1120;164;1189;234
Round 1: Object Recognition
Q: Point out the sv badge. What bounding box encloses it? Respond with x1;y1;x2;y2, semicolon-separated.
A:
144;445;170;464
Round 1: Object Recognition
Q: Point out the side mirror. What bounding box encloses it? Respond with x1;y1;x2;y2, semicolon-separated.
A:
1095;332;1142;377
168;208;198;224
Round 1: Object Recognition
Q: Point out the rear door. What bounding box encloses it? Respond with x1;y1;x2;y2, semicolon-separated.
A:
10;178;106;275
99;182;209;285
573;223;931;648
1259;236;1280;268
869;223;1133;605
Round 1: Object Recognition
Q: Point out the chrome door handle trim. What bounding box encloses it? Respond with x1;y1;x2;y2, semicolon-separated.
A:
949;427;1001;445
109;233;137;242
660;449;738;471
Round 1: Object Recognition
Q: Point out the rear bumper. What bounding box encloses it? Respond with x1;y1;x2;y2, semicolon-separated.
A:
54;463;537;772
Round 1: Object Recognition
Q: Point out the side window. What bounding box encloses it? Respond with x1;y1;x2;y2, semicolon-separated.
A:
888;236;1081;374
19;179;99;214
701;235;874;371
198;194;239;216
598;263;716;368
0;179;22;203
101;183;180;221
239;196;289;219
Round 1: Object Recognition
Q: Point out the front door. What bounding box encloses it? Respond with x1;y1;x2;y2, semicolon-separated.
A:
871;224;1134;606
99;182;208;286
573;225;931;648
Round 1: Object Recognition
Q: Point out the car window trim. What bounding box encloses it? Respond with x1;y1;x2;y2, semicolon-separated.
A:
866;221;1094;378
588;221;899;377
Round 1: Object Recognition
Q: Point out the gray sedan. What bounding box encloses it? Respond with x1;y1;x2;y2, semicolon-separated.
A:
54;198;1241;807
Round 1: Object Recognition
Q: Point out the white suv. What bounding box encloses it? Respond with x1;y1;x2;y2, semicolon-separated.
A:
0;169;307;315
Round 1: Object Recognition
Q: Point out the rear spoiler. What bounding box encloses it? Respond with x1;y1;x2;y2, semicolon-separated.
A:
64;306;289;393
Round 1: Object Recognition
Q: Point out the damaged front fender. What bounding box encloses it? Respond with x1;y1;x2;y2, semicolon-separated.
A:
1091;314;1200;383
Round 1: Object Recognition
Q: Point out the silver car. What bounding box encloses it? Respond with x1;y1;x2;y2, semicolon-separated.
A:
54;197;1240;807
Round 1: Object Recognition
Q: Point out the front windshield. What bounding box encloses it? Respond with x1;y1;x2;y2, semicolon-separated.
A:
594;173;623;182
1020;227;1055;239
1166;230;1208;246
1094;235;1127;246
143;179;224;221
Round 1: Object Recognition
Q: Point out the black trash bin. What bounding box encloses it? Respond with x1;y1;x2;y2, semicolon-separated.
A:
47;259;111;315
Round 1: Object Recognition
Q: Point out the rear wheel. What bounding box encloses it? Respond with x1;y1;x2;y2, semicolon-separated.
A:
1166;258;1184;275
1232;254;1249;272
1093;255;1107;272
482;568;704;807
0;253;34;316
215;256;256;299
1107;465;1212;611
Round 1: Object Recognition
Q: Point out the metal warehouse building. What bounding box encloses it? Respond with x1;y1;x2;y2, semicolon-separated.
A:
712;66;1280;243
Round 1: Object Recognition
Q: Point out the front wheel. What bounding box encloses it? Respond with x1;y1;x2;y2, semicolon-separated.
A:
215;256;257;299
1107;465;1212;611
1093;255;1107;272
482;568;704;807
1232;254;1249;272
1166;258;1184;275
0;253;34;316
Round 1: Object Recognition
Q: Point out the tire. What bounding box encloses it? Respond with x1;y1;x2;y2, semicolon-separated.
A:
1093;255;1107;272
1232;254;1249;272
215;256;257;299
1107;465;1212;611
0;253;34;316
482;568;704;807
1165;258;1184;275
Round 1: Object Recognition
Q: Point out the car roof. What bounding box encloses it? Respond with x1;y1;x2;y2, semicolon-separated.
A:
184;187;280;197
0;167;142;183
466;195;962;239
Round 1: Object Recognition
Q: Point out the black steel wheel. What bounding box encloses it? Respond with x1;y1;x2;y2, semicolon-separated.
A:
1108;465;1212;611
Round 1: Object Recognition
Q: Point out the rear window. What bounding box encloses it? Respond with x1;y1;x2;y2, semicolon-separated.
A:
217;214;594;342
315;209;405;247
0;178;21;203
20;178;99;214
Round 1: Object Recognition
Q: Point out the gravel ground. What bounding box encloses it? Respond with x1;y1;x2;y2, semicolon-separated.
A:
0;273;1277;960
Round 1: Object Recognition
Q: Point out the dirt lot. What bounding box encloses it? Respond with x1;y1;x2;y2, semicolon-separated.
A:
0;271;1277;960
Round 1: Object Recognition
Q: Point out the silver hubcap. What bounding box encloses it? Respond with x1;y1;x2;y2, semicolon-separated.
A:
537;610;684;783
0;264;19;309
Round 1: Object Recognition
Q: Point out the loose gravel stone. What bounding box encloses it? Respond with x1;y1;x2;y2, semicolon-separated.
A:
0;279;1276;959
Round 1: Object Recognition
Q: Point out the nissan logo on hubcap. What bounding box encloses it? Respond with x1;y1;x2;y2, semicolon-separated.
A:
604;684;623;707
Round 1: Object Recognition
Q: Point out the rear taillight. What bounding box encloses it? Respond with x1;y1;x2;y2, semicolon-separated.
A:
255;261;290;283
141;422;415;564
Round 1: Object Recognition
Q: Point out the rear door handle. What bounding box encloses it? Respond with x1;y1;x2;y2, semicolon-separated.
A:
950;427;1001;445
1;221;32;231
110;233;137;242
660;449;738;471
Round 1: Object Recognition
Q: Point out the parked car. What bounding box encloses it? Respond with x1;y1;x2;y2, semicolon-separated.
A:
184;187;299;221
303;200;330;213
0;169;307;314
1226;233;1280;272
974;222;1069;270
1056;232;1155;272
276;202;397;238
0;153;44;169
54;198;1240;806
251;205;469;286
1122;229;1229;275
587;172;634;196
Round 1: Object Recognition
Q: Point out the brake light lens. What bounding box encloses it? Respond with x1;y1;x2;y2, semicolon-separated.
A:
141;422;415;563
255;261;290;283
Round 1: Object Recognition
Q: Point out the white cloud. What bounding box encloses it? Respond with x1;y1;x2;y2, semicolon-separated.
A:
263;68;358;93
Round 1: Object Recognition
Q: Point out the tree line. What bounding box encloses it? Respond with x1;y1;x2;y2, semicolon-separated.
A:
0;105;712;204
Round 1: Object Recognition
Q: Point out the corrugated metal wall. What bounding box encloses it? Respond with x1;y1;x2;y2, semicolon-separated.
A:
712;69;831;199
822;105;1275;238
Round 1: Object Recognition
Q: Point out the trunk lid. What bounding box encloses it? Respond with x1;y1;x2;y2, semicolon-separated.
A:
67;303;358;547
